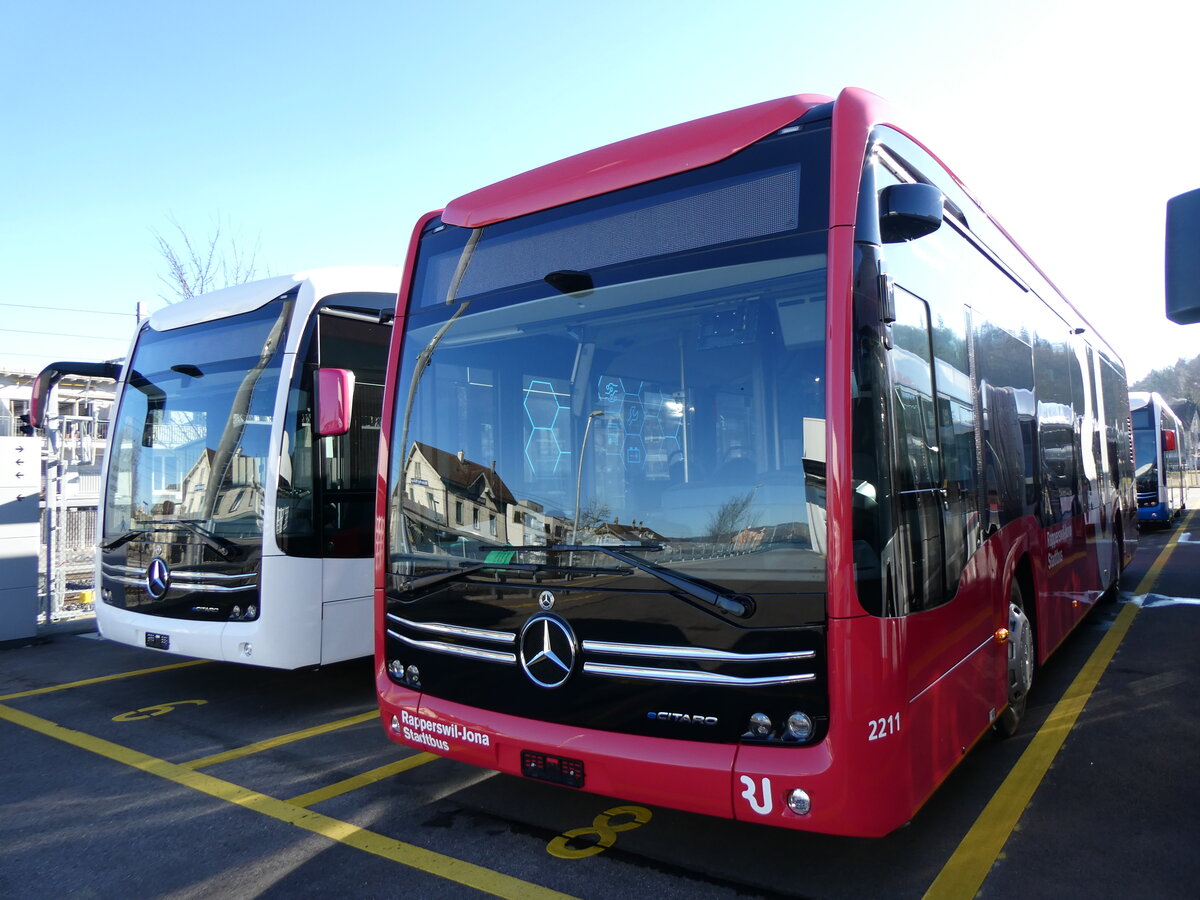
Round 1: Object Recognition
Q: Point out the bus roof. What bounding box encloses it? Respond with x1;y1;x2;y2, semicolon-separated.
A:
437;88;1121;369
149;266;402;332
442;94;834;228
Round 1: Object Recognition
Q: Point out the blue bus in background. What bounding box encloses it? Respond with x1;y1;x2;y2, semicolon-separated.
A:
1130;391;1188;524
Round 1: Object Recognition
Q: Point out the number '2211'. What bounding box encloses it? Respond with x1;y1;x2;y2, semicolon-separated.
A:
868;712;900;741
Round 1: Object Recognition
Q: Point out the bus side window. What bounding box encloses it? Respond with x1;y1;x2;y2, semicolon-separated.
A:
316;313;391;558
889;287;945;613
975;321;1033;532
1034;328;1077;524
277;303;392;558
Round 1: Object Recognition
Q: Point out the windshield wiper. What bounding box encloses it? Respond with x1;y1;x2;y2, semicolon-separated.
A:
390;546;754;618
392;555;633;602
102;529;148;551
102;520;240;558
396;563;489;597
506;544;755;618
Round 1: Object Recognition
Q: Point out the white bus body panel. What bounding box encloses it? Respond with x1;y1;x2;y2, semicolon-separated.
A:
95;556;322;670
319;555;374;664
93;266;401;670
94;555;372;670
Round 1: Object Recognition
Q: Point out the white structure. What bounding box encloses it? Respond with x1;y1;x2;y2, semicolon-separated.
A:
36;267;402;668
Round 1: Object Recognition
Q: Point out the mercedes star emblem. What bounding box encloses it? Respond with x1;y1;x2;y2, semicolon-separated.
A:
145;557;171;600
518;613;577;688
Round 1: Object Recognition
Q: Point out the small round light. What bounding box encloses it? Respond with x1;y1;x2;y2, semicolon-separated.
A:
748;712;773;737
388;659;405;679
785;712;814;742
787;789;811;815
239;642;252;658
231;606;242;619
405;665;421;688
246;605;257;618
390;715;401;733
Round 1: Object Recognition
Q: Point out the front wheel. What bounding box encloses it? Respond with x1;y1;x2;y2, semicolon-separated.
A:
994;583;1034;738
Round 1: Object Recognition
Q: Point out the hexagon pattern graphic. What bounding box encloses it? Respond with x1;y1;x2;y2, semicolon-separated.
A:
596;374;681;474
523;380;571;476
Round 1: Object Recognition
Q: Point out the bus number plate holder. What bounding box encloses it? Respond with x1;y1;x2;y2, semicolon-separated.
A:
145;632;170;650
521;750;584;788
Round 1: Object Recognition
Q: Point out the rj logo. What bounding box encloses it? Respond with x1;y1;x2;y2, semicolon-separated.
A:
739;775;773;815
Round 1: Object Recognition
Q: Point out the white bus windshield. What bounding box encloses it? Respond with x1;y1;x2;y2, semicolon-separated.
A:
103;296;293;543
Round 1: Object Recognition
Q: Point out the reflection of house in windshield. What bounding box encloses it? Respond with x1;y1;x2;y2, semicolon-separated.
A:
590;519;666;547
405;442;568;546
176;449;264;521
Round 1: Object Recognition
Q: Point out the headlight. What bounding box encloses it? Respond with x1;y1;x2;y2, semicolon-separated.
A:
748;712;773;738
784;711;814;742
787;789;811;815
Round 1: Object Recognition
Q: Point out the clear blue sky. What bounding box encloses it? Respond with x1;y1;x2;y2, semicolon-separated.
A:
3;0;1196;381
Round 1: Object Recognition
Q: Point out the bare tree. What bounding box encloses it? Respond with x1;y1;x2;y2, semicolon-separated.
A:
706;490;755;541
152;215;262;303
574;499;612;541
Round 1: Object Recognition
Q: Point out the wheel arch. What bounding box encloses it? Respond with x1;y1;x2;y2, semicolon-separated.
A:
1010;551;1038;662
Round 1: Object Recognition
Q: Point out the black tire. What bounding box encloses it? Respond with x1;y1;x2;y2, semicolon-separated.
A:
994;581;1034;739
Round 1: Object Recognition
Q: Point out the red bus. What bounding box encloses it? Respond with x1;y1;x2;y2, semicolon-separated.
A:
375;88;1137;837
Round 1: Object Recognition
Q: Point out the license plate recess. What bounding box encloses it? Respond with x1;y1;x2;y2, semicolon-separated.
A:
521;750;584;788
145;632;170;650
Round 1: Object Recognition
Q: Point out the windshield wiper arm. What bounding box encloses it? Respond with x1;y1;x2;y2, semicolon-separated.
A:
157;520;240;558
390;546;754;618
394;556;634;602
548;544;755;618
103;520;240;558
102;529;147;551
398;564;489;598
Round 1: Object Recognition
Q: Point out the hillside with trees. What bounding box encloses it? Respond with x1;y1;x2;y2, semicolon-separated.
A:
1132;356;1200;428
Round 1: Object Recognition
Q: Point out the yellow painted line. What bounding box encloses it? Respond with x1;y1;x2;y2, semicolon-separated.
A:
0;702;575;900
180;710;378;770
925;512;1193;900
1128;514;1194;596
286;752;439;808
0;658;210;702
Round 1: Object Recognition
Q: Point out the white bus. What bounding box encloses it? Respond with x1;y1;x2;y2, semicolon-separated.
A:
1129;390;1188;525
32;267;400;668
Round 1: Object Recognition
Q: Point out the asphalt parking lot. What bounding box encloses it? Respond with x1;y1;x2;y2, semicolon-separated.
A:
2;518;1198;899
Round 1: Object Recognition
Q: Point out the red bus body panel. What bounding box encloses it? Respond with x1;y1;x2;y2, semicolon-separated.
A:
442;94;833;228
376;87;1128;837
379;686;738;821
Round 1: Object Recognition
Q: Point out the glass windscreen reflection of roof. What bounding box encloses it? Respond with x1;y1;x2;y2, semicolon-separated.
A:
410;255;827;351
149;274;302;332
419;163;807;311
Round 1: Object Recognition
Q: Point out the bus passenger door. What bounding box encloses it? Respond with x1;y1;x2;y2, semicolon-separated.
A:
1084;342;1116;590
1075;336;1109;600
887;287;946;613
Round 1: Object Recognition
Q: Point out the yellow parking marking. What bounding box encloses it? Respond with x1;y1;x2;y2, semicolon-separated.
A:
180;710;378;770
0;702;575;900
286;753;439;808
547;805;653;859
0;658;209;702
925;513;1192;900
113;700;208;722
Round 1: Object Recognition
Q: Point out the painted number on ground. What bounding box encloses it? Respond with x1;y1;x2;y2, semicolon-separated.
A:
546;805;653;858
113;700;207;722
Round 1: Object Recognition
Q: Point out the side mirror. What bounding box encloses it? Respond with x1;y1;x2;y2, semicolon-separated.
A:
315;367;355;437
1162;429;1177;452
879;183;944;243
1166;188;1200;324
31;361;121;428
